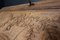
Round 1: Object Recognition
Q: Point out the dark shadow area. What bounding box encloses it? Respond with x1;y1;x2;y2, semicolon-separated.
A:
0;0;41;9
0;0;5;9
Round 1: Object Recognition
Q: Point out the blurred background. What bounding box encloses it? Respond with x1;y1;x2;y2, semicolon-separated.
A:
0;0;41;9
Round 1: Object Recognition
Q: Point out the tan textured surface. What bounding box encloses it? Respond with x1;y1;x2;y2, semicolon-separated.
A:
0;11;60;40
0;0;60;40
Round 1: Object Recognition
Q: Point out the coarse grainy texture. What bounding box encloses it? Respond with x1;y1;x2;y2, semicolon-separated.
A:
0;11;60;40
0;0;60;40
